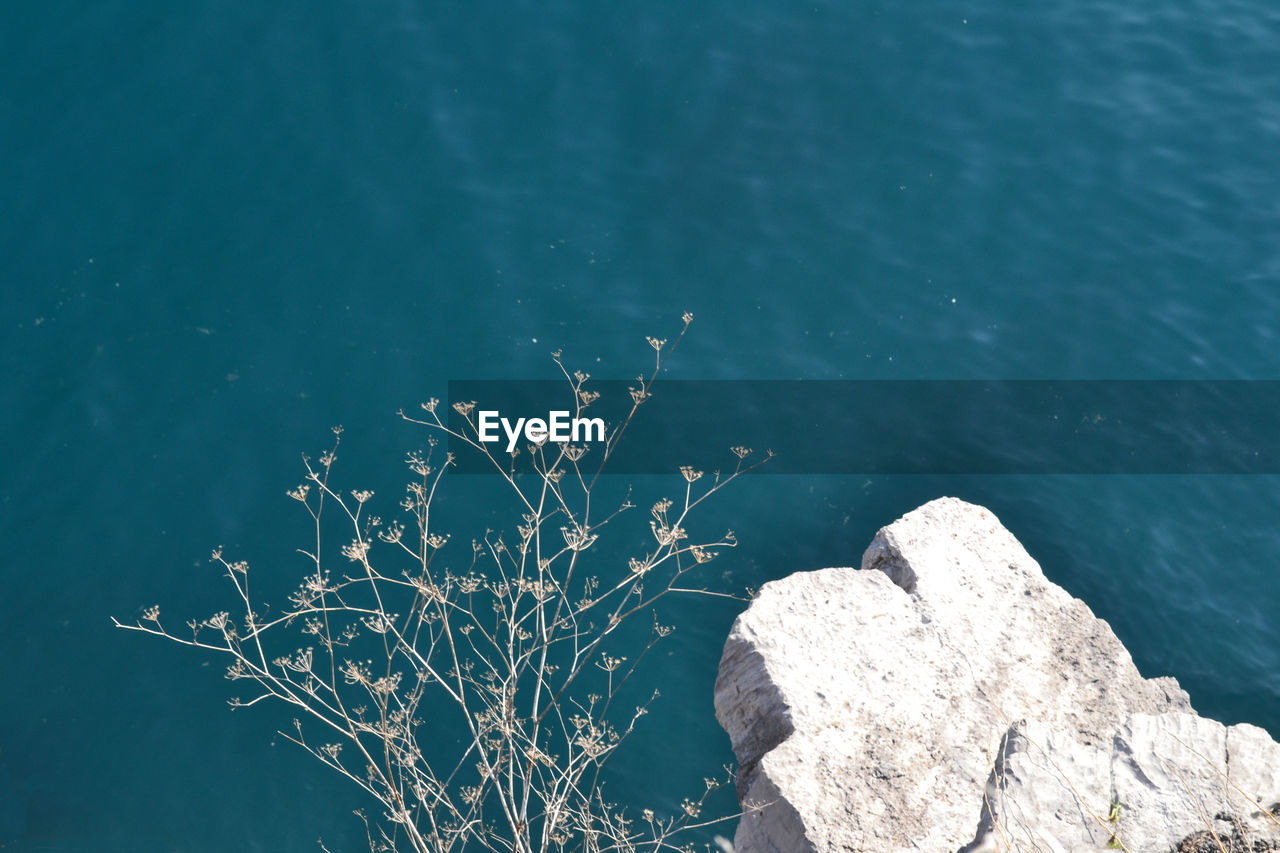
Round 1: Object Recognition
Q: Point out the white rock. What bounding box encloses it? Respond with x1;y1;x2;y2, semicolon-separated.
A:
714;497;1280;852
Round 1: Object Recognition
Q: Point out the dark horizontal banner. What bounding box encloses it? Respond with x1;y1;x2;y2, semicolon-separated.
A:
444;380;1280;475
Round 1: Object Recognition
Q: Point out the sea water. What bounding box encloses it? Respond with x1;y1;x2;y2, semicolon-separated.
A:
3;2;1279;849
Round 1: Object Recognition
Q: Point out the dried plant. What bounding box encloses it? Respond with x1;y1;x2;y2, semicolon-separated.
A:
116;315;767;853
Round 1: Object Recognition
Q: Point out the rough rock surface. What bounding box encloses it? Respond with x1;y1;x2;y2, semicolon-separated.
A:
714;497;1280;852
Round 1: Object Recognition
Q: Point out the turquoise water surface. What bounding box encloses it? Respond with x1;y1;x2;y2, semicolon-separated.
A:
4;3;1280;850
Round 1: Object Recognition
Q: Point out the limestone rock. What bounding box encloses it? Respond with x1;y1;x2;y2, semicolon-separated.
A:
714;497;1280;852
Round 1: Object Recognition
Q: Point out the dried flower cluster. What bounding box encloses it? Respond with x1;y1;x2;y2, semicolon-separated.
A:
116;316;765;853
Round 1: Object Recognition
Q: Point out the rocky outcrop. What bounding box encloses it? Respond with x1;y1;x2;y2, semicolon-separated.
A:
714;497;1280;852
